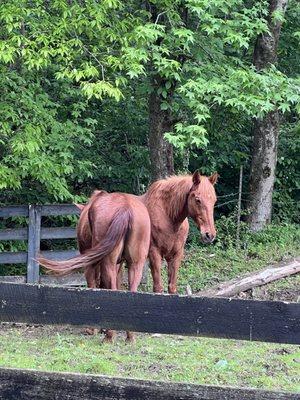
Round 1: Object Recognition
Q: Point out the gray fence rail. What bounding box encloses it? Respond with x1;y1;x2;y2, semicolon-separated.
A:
0;204;80;284
0;204;148;286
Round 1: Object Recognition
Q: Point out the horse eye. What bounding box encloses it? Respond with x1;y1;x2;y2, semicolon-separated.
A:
195;197;201;204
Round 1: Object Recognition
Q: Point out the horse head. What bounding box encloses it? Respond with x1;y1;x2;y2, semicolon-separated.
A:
187;171;218;244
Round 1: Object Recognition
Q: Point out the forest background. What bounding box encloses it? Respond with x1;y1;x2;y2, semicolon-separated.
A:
0;0;299;258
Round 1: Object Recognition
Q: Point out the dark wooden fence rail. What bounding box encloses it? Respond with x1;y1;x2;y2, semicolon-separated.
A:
0;204;80;284
0;282;299;399
1;368;298;400
1;282;299;344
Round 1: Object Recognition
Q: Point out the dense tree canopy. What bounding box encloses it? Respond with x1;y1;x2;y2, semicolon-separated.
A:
0;0;299;223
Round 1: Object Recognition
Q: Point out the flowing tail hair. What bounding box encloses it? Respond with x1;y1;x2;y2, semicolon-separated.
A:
37;207;133;276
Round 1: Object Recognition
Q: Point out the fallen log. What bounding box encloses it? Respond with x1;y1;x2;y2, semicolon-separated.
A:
197;257;300;298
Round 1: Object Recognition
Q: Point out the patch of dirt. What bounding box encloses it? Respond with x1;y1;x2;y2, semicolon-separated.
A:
0;322;85;338
0;322;149;341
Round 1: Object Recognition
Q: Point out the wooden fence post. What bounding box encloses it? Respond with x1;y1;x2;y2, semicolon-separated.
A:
27;205;41;283
236;166;243;249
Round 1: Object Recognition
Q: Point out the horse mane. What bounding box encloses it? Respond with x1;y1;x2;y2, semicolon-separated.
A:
145;175;193;221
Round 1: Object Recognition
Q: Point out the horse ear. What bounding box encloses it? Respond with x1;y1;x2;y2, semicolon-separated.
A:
209;172;219;185
192;171;201;186
74;203;85;212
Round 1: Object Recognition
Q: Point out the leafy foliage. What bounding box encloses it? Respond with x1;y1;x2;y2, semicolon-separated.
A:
0;0;299;223
0;69;93;201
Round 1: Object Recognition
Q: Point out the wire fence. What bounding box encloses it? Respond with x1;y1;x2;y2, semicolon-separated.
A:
215;167;299;248
216;187;299;207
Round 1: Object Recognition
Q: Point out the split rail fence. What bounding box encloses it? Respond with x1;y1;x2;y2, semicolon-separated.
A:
0;282;299;399
0;205;299;399
0;204;80;284
0;204;147;286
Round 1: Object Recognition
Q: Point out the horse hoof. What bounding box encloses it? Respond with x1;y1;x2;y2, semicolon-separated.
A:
102;336;114;344
84;328;99;336
125;335;136;344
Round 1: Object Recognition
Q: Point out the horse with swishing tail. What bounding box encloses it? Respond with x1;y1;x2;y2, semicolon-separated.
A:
38;190;150;343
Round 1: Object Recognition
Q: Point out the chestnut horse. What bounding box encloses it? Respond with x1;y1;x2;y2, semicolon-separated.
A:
140;171;218;294
80;171;217;296
38;190;151;342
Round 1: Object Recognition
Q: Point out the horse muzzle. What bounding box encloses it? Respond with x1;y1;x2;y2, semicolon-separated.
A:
201;232;216;244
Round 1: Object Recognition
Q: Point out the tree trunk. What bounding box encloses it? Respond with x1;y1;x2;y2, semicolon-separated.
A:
248;0;288;232
149;87;174;182
147;3;175;182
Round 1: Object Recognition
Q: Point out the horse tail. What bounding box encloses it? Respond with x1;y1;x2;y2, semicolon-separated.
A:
38;206;133;276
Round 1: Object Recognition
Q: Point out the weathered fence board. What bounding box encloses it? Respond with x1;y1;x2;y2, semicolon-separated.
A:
41;204;80;216
41;249;79;260
0;228;28;240
0;205;28;218
40;227;77;239
0;252;27;264
0;250;79;265
0;282;299;344
0;368;298;400
0;274;85;286
0;227;77;241
27;205;42;283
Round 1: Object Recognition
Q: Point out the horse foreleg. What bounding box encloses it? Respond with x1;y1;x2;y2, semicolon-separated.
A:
149;246;164;293
166;249;184;294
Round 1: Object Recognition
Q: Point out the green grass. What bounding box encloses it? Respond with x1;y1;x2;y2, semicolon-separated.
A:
0;221;299;392
167;221;300;296
0;325;299;392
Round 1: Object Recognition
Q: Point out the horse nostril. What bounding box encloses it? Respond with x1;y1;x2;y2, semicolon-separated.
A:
201;232;215;244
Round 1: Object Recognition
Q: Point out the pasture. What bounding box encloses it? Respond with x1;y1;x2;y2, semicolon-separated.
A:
0;221;299;397
1;325;299;393
1;1;300;398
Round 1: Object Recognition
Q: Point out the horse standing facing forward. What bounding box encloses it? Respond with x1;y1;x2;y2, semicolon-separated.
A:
140;171;218;294
38;190;151;342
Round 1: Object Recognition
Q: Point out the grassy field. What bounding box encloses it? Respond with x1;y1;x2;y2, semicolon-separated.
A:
0;324;299;392
0;221;299;392
147;221;300;300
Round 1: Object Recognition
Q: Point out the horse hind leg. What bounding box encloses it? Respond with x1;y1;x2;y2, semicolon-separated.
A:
84;264;101;336
100;244;123;344
125;258;147;343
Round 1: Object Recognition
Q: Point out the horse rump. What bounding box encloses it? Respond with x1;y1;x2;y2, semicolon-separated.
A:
37;207;133;276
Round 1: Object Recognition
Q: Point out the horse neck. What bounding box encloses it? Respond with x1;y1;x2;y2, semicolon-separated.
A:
168;185;190;224
146;177;192;224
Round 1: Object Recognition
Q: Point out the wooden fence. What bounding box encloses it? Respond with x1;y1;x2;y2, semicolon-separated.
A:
0;282;299;399
0;204;79;283
0;204;147;286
